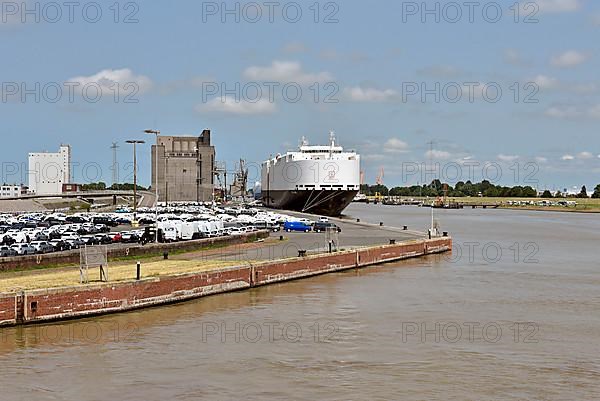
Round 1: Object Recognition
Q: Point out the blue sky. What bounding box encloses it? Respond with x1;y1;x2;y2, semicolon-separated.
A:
1;0;599;192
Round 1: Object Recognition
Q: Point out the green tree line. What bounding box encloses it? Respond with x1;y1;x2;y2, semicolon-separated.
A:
81;182;147;191
361;180;596;199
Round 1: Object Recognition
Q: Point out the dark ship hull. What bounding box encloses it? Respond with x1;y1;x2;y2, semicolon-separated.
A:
263;190;358;216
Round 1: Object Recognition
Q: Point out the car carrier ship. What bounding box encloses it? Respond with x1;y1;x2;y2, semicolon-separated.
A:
261;132;360;216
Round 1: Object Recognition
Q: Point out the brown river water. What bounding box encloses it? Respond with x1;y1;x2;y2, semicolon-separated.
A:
0;204;599;400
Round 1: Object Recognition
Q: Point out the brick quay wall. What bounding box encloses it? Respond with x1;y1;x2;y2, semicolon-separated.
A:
0;237;451;327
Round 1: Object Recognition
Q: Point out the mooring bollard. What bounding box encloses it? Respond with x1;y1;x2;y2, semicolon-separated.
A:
389;239;396;245
403;225;408;230
443;232;448;237
136;261;141;280
279;235;284;241
356;218;360;223
163;252;169;260
379;222;384;227
298;249;307;257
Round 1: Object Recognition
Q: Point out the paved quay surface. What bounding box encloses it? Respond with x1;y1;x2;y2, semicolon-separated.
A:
207;210;428;263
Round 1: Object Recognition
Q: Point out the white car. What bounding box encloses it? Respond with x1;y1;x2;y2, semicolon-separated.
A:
61;232;80;241
6;231;29;243
11;243;36;255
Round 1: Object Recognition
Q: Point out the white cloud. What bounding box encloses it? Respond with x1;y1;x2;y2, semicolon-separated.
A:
561;154;575;161
527;76;598;94
383;138;409;153
497;154;519;162
588;104;600;118
425;150;451;160
68;68;153;93
544;106;583;119
545;104;600;119
577;151;593;159
504;49;528;66
551;50;590;68
523;0;581;13
343;87;397;102
198;97;275;115
532;75;559;89
243;61;332;85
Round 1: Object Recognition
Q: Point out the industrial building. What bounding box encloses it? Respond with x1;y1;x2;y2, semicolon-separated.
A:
151;130;215;202
28;145;71;195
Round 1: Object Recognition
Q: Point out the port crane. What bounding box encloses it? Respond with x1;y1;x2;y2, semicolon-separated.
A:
374;167;385;202
375;167;385;186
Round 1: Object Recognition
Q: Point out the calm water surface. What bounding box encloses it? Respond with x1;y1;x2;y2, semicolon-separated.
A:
1;204;599;400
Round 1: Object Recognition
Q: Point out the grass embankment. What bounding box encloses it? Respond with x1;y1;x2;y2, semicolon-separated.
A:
0;237;279;292
0;258;242;293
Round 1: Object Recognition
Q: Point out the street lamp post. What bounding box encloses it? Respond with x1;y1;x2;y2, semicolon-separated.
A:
144;129;160;243
125;140;145;225
165;155;169;206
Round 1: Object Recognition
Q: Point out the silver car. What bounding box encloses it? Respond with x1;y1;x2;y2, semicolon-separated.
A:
0;246;18;257
10;243;36;255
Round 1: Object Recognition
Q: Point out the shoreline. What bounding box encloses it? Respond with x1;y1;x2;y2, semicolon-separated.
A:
354;202;600;214
497;206;600;214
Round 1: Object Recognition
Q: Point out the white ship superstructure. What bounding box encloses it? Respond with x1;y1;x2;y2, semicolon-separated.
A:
261;132;360;216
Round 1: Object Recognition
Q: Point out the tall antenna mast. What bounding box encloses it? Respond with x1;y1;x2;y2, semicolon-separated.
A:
110;142;119;186
329;130;335;157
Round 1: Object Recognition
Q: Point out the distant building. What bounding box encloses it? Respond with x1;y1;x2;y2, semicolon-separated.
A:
28;145;71;195
62;183;82;193
151;130;215;202
0;184;21;199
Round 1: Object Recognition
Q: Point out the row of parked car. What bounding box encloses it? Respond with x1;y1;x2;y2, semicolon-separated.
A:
0;230;150;257
0;205;338;258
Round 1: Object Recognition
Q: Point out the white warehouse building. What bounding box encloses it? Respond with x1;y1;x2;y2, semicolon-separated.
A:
28;145;71;195
0;185;21;199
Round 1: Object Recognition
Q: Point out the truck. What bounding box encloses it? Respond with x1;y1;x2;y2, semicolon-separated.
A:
179;222;196;241
158;221;178;242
